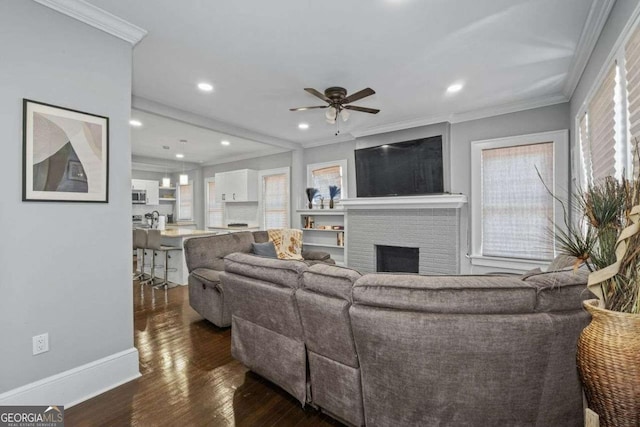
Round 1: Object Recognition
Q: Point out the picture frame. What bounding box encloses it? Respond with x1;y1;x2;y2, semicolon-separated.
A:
22;99;109;203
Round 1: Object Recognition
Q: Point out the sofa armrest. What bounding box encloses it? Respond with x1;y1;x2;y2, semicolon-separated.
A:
302;250;331;261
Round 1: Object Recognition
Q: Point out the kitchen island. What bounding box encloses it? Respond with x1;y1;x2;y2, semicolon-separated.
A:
136;228;219;286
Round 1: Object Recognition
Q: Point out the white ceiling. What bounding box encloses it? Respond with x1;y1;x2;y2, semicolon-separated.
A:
130;110;286;166
89;0;601;149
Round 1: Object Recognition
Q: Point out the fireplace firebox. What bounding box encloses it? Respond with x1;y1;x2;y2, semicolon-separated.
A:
376;245;419;273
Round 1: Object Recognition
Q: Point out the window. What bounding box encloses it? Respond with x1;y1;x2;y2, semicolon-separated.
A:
471;130;569;270
307;160;348;203
259;168;290;229
177;181;193;221
577;18;640;185
205;177;223;228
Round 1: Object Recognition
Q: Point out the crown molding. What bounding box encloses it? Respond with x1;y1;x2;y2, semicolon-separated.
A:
347;93;568;140
32;0;147;45
200;149;289;167
562;0;616;98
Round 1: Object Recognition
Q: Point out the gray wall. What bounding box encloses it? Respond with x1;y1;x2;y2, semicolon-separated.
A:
0;1;134;393
132;170;166;181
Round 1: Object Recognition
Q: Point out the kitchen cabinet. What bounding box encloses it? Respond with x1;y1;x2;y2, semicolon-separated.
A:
131;179;159;205
214;169;258;202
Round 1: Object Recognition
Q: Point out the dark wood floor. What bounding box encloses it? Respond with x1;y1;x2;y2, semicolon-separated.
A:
65;279;342;426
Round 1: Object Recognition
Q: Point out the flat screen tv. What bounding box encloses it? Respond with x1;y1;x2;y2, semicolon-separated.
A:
355;135;444;197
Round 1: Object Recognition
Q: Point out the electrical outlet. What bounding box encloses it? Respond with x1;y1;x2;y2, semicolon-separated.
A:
32;333;49;355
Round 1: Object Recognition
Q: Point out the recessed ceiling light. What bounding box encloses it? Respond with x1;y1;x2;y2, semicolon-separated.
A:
176;154;184;158
221;140;230;146
197;82;213;92
446;83;464;93
298;123;309;130
129;119;142;127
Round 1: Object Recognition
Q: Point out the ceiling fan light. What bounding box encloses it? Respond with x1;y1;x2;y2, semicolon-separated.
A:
340;109;350;122
325;106;337;121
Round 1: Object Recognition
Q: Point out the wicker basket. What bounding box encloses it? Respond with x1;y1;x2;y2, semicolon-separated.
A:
577;299;640;427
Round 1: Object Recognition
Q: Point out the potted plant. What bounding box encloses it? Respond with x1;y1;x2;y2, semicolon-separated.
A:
553;175;640;426
305;187;319;209
329;185;341;209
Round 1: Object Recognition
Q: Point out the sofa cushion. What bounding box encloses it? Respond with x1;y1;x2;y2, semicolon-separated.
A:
252;230;269;243
184;231;254;271
302;264;361;301
224;252;307;289
251;241;278;258
521;268;592;312
191;268;221;287
301;250;331;261
353;274;537;314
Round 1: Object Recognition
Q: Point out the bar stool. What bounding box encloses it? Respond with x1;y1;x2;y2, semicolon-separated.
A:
146;229;182;289
133;229;148;282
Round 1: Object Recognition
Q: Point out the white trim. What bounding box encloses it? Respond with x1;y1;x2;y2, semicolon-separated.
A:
258;167;291;229
563;0;617;98
306;159;349;202
340;194;467;210
0;348;140;408
33;0;147;45
470;129;569;269
469;255;549;272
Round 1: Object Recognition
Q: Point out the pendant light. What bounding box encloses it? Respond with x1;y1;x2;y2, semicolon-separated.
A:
179;139;188;185
162;146;171;187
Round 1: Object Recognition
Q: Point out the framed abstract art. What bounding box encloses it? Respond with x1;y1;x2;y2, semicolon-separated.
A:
23;99;109;202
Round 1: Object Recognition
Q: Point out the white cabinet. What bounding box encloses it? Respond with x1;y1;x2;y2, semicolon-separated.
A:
131;179;159;205
297;209;346;266
215;169;258;202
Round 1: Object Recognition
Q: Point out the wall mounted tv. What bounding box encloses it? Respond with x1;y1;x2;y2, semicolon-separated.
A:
355;135;444;197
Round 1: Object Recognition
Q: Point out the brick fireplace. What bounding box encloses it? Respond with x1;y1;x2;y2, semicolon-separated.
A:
341;195;467;275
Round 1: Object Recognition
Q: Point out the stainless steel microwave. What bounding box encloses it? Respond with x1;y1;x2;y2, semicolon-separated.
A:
132;189;147;204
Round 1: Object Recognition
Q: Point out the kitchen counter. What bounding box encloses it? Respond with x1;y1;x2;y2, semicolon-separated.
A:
161;229;217;238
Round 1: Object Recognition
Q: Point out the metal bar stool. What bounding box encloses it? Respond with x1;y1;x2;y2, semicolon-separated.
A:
133;228;148;282
146;229;182;289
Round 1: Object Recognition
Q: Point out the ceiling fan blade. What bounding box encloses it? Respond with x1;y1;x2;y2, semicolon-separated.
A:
344;105;380;114
304;88;331;103
289;106;329;111
343;88;375;104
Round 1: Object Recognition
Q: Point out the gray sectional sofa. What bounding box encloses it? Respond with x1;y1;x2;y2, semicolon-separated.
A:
183;231;334;327
220;252;592;427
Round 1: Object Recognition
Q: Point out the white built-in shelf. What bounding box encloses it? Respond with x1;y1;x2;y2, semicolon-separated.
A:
159;187;176;190
302;228;344;232
296;209;345;215
303;242;344;249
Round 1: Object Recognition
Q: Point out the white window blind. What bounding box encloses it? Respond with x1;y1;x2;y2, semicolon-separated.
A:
626;25;640;172
263;173;289;229
206;180;223;227
481;142;555;260
579;113;592;183
587;65;618;181
310;165;342;201
178;182;193;220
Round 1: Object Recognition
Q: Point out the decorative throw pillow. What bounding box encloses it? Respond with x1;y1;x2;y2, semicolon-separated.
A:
267;228;304;260
251;242;278;258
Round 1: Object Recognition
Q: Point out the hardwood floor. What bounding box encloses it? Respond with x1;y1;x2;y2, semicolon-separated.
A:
65;280;342;426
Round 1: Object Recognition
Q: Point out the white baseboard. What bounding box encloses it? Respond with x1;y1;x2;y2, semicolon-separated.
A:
0;348;140;408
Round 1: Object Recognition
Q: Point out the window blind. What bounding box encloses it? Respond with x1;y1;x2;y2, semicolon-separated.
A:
263;173;289;229
588;64;618;181
626;25;640;173
481;142;555;260
207;180;223;227
178;182;193;220
311;165;342;201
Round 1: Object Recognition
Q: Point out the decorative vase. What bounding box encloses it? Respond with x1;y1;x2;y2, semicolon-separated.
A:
577;299;640;427
329;199;334;209
308;201;313;209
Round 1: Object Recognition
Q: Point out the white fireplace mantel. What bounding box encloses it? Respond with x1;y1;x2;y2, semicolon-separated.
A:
339;194;467;210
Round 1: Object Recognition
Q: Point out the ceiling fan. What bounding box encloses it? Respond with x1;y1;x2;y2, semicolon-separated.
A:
290;87;380;124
